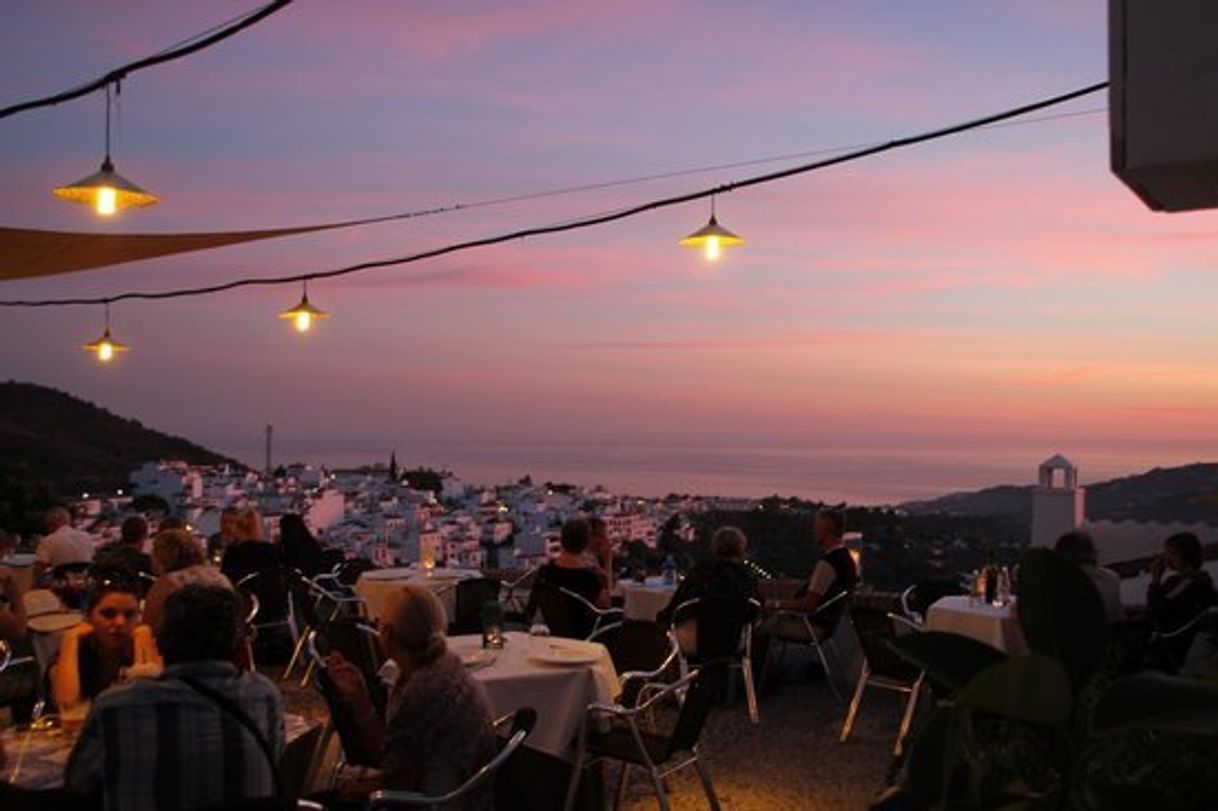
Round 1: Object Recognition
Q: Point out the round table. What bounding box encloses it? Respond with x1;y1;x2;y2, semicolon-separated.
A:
924;595;1027;655
3;712;317;790
616;577;677;621
354;567;478;623
1;553;36;593
446;631;619;758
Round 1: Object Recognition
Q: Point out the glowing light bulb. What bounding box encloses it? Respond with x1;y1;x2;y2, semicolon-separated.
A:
705;235;721;262
96;186;117;216
98;340;114;361
294;311;312;332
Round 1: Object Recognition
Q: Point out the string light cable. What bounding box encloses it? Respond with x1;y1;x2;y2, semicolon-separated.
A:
0;0;294;120
0;81;1107;308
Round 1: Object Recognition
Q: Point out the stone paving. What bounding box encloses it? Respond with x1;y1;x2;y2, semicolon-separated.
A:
279;656;898;810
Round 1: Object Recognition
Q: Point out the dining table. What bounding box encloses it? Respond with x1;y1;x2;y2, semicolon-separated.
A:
614;576;677;621
1;553;37;594
924;594;1028;655
2;712;318;790
354;566;478;623
444;631;620;759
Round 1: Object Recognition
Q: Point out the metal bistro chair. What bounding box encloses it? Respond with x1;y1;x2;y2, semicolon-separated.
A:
235;569;298;668
529;582;623;640
589;619;680;708
306;633;384;787
448;577;505;636
500;567;537;627
1149;606;1217;674
235;590;261;673
839;604;924;756
671;596;762;723
763;589;851;702
285;570;369;684
564;665;724;811
367;707;537;809
899;579;966;625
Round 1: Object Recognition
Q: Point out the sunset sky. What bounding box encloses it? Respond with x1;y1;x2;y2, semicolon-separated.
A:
2;1;1216;502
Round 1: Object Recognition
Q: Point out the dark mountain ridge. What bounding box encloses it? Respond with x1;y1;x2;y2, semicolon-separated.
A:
0;380;239;492
903;462;1218;526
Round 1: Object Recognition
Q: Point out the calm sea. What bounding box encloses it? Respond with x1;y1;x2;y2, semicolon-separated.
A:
212;439;1188;505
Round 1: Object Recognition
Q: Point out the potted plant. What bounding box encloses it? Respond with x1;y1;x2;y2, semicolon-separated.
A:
880;548;1218;809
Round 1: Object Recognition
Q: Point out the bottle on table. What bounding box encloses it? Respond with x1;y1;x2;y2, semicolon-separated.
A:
997;566;1012;606
661;555;677;586
481;601;504;649
983;552;999;605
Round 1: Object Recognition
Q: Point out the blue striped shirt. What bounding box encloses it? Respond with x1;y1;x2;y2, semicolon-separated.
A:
65;660;285;811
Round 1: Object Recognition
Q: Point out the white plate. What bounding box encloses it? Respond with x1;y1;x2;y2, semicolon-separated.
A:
529;640;601;666
462;649;498;669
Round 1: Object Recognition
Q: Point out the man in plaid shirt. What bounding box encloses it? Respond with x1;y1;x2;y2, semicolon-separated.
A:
66;584;285;810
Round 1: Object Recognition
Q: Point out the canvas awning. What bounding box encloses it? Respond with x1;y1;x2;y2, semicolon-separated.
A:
0;223;354;281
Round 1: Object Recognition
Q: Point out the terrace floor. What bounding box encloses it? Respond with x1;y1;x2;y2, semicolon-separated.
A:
281;652;898;810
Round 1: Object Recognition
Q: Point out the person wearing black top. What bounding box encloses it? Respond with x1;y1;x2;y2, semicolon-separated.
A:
1147;532;1215;667
763;510;858;640
221;511;289;625
657;526;759;627
527;518;611;637
279;513;327;576
94;515;155;584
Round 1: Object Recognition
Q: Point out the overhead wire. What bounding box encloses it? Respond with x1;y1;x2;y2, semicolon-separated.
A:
0;0;293;120
0;81;1109;308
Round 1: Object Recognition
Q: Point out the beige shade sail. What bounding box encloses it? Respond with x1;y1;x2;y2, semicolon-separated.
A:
0;220;371;282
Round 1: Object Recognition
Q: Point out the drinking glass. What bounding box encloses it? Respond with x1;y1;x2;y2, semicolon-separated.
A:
60;699;90;736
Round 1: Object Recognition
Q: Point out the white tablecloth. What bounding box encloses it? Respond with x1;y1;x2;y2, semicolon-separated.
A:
925;595;1027;655
3;713;318;790
354;567;478;623
1;553;36;593
448;631;619;758
616;577;676;621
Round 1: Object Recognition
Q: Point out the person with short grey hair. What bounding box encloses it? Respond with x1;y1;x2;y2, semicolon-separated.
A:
657;525;760;629
34;505;94;581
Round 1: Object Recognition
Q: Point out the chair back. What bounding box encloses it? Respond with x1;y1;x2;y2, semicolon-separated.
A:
368;706;537;809
451;577;504;635
334;557;378;586
901;579;966;623
667;663;724;758
493;707;538;808
307;641;383;770
672;597;758;661
595;620;674;674
312;617;386;713
530;582;593;639
287;569;321;630
237;567;292;623
591;620;677;705
278;722;323;798
849;603;921;683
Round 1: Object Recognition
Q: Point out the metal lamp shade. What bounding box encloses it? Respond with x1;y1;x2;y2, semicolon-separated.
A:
54;158;159;213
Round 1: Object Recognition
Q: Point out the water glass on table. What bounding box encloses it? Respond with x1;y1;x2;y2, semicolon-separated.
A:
59;699;90;737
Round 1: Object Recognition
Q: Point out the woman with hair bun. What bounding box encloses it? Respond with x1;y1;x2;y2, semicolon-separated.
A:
327;584;496;806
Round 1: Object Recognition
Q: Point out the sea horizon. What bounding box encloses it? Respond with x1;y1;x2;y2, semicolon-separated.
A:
211;438;1211;506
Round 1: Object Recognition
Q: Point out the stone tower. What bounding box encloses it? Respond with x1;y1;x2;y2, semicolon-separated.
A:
1030;454;1085;547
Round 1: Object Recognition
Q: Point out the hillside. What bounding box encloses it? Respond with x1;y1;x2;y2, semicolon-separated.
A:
0;380;239;492
903;462;1218;526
